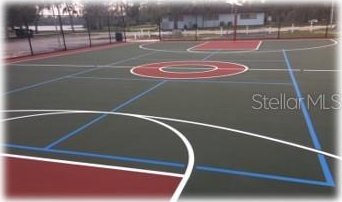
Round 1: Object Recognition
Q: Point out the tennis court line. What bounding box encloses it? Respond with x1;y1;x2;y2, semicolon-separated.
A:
5;110;195;202
69;76;291;86
6;143;184;168
44;80;167;149
5;108;341;188
5;109;340;160
141;39;337;54
282;49;335;186
187;40;262;51
303;69;341;72
4;143;334;187
6;42;132;64
186;41;211;52
8;63;134;69
5;51;157;95
8;63;100;68
3;153;183;178
8;63;339;72
255;40;263;50
4;67;103;95
43;49;216;149
43;50;218;150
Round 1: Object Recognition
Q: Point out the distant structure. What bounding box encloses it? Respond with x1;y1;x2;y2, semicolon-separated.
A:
161;12;265;30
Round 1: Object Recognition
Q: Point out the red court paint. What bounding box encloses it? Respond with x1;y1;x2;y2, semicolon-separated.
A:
5;156;181;197
190;40;262;51
131;61;248;79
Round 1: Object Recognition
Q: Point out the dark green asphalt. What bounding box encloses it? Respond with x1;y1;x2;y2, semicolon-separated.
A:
5;39;338;197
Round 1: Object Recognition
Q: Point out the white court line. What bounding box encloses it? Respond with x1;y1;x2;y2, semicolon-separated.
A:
9;63;339;73
159;64;218;74
161;66;215;71
130;60;249;80
2;109;341;161
2;153;184;178
141;115;194;202
8;63;96;68
186;40;263;52
249;68;299;71
249;68;340;72
255;40;263;50
303;69;341;72
2;110;194;202
8;63;133;69
139;39;337;54
6;43;131;64
186;41;211;52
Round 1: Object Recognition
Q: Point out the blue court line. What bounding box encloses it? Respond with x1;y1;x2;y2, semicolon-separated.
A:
5;51;157;95
44;80;167;149
5;67;102;95
5;143;183;168
202;51;218;60
69;76;291;86
45;51;216;149
4;143;333;187
196;165;332;187
282;49;335;186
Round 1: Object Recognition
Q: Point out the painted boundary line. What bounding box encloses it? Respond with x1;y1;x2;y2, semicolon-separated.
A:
5;42;132;64
139;39;337;54
186;41;211;52
4;67;103;95
5;51;157;95
5;51;218;200
69;76;291;86
186;40;262;52
3;110;341;187
3;143;332;187
255;40;263;50
5;143;184;168
43;49;218;149
8;63;340;72
3;153;183;178
8;63;134;69
130;60;248;80
4;109;196;202
44;80;167;149
282;49;335;186
3;110;340;161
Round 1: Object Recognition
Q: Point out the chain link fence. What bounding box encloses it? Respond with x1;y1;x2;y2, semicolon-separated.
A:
5;14;126;58
5;10;337;59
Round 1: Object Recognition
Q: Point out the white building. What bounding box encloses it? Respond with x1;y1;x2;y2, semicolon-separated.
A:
161;13;265;30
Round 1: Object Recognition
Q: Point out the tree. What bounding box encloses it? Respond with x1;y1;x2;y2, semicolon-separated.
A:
6;4;38;29
83;2;109;30
63;2;78;32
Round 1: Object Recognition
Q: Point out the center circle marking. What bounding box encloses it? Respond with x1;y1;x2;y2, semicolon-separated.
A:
160;64;218;74
130;61;248;80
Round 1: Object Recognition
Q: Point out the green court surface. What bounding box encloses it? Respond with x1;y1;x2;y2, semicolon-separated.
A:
4;39;338;199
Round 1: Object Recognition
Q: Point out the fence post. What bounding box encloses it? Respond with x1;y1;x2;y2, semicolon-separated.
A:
325;19;329;38
122;15;127;42
158;18;162;41
57;14;67;51
107;15;112;44
86;16;92;47
233;8;238;41
24;19;34;56
195;15;198;41
277;16;281;39
119;3;127;43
